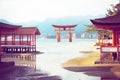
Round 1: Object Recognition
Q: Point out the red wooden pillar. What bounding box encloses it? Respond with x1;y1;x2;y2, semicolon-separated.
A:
19;35;21;45
30;34;32;52
0;35;1;47
32;34;35;51
112;30;119;46
30;34;31;45
112;30;119;60
0;34;1;62
57;28;61;42
22;35;23;45
0;35;1;53
69;28;72;42
14;35;16;45
12;35;15;45
12;35;13;45
34;35;36;51
5;35;8;45
27;34;29;45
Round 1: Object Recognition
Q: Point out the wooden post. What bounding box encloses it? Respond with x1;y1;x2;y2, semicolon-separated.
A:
69;28;72;42
13;35;15;45
30;34;31;45
13;35;16;45
35;35;36;52
19;35;21;45
57;28;60;42
27;34;29;45
12;35;14;45
22;35;23;45
112;30;119;60
5;35;7;45
112;30;119;46
0;35;1;62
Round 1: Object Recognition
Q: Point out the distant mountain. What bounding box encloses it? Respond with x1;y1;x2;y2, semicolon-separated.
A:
0;19;13;24
36;16;91;35
18;15;104;35
0;15;104;35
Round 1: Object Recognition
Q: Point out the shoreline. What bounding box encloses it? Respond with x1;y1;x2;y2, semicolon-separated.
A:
62;47;120;78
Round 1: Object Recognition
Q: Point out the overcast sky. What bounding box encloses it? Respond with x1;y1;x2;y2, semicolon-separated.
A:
0;0;118;23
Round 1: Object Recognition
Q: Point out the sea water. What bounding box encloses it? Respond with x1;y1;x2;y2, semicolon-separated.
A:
36;38;100;80
1;38;104;80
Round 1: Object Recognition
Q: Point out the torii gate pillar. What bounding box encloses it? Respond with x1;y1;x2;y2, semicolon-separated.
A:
57;28;61;42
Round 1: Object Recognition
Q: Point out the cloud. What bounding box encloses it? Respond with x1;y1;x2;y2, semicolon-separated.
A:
0;0;118;22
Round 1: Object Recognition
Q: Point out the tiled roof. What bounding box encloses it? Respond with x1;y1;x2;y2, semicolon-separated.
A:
91;14;120;25
1;27;41;35
0;22;21;29
91;3;120;26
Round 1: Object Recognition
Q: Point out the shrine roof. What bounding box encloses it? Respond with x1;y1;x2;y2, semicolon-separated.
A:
91;3;120;26
91;14;120;25
0;22;21;29
1;27;41;35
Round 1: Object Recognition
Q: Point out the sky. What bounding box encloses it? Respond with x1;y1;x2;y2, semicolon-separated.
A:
0;0;118;23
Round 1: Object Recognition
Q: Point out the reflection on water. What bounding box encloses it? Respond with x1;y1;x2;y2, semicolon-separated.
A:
1;52;97;80
1;53;120;80
101;78;119;80
2;53;36;69
1;39;120;80
1;53;62;80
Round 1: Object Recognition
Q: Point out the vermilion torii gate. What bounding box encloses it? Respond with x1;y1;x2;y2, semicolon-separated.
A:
52;25;77;42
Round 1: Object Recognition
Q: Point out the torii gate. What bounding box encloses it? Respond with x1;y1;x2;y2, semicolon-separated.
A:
52;25;77;42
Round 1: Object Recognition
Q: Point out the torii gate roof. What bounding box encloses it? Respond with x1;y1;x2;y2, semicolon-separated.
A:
52;25;77;28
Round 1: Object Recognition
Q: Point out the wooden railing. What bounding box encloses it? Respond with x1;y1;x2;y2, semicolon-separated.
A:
1;41;35;46
100;45;119;53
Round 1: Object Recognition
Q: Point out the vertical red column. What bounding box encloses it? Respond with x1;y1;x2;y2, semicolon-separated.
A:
32;35;34;52
19;35;21;45
30;34;31;45
112;30;119;46
69;28;72;42
0;34;1;54
13;35;15;45
22;35;23;45
30;34;32;52
35;35;36;51
57;28;60;42
12;35;14;45
27;34;29;45
32;35;33;45
112;30;119;60
5;35;7;45
0;32;1;62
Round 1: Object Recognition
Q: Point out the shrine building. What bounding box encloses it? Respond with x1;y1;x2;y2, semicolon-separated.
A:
0;22;40;54
91;3;120;64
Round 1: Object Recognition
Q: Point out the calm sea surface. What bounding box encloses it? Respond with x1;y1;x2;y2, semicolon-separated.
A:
36;38;99;80
1;38;116;80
